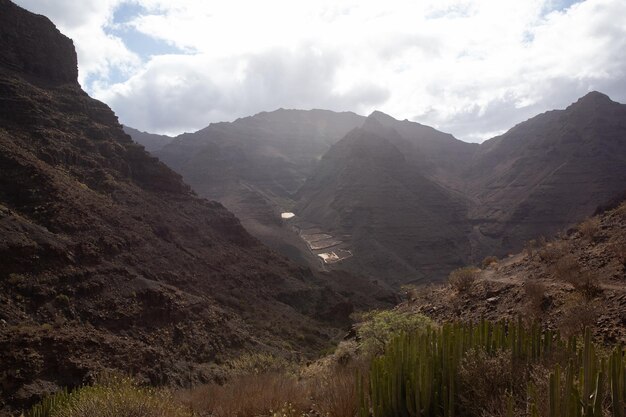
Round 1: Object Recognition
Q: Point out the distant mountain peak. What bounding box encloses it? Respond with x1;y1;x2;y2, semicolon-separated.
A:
367;110;397;122
568;91;616;111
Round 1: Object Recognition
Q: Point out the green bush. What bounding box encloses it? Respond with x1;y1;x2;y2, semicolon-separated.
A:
355;310;433;356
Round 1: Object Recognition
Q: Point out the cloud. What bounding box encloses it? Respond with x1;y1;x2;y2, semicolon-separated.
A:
12;0;626;141
95;47;389;134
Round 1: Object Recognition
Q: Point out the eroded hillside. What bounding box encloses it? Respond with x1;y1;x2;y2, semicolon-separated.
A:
400;201;626;343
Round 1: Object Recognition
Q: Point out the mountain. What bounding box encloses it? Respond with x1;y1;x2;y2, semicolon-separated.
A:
134;108;366;266
295;115;474;284
295;96;626;284
401;200;626;343
122;126;174;153
467;91;626;257
0;1;391;412
364;111;478;188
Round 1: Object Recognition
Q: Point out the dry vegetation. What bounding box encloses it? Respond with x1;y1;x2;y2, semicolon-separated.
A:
179;373;310;417
458;349;519;417
578;217;600;241
481;256;499;269
448;266;479;293
523;279;549;318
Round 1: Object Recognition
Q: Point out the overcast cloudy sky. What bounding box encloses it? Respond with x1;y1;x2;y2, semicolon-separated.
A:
14;0;626;142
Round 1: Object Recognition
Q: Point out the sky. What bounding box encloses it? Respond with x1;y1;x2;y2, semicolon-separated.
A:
14;0;626;142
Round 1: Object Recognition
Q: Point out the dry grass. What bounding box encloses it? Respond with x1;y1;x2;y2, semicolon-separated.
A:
312;369;358;417
178;373;311;417
578;217;600;241
524;239;537;258
448;267;479;293
178;365;361;417
614;202;626;219
481;256;499;269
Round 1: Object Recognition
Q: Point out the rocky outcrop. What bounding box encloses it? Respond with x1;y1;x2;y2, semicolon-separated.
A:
0;0;77;84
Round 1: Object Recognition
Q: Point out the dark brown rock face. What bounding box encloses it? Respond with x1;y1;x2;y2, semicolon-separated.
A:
0;1;391;413
0;0;77;84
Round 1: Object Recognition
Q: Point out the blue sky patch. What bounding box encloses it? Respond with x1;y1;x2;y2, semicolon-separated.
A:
109;2;183;61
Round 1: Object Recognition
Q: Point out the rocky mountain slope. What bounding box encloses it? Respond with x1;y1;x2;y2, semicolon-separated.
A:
294;95;626;284
294;116;473;284
122;125;174;153
150;109;365;266
401;200;626;343
466;91;626;257
0;1;392;412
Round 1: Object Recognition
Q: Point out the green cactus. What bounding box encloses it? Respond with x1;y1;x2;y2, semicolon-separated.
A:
360;320;626;417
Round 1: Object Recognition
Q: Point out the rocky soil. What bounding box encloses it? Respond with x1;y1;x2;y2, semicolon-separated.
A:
400;201;626;343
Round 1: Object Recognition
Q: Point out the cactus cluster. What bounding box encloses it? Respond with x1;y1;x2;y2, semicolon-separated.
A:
26;388;70;417
360;319;626;417
545;328;626;417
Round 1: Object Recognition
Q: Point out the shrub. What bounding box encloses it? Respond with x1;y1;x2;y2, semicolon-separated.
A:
179;373;310;417
481;256;498;269
355;310;433;356
524;280;549;318
538;241;568;263
571;270;603;301
550;256;602;300
458;349;518;417
578;217;600;241
448;266;478;293
55;294;70;307
559;301;600;337
332;340;359;367
524;239;537;258
29;375;190;417
312;369;358;417
550;254;579;282
227;352;293;376
400;285;419;304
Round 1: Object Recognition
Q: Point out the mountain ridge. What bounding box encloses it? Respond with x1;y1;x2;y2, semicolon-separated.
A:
127;91;626;285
